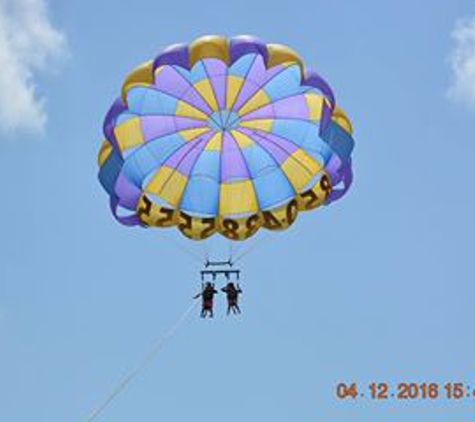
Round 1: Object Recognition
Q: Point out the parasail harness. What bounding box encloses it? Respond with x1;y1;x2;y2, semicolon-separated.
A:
200;260;240;282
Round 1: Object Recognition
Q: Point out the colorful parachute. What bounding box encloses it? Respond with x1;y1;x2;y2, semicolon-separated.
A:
98;35;355;241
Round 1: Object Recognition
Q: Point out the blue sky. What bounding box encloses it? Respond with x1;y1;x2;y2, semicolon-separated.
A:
1;0;475;421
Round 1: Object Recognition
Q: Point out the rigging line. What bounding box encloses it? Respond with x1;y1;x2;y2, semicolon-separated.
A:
232;232;272;265
228;239;233;263
231;239;244;264
166;233;205;265
203;238;210;263
83;300;198;422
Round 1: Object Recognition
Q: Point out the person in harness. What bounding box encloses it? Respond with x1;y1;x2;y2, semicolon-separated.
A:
221;282;242;315
194;282;219;318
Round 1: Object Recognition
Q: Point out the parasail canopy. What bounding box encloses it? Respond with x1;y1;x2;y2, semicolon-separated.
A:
98;35;355;241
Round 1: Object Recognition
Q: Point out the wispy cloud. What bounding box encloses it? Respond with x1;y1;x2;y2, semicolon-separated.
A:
448;13;475;110
0;0;68;135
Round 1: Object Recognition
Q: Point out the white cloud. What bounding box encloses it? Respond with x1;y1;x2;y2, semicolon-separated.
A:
0;0;68;135
448;13;475;109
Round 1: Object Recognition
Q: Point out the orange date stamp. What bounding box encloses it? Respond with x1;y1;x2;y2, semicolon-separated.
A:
336;382;475;401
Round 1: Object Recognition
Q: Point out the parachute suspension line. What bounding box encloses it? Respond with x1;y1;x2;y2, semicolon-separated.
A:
202;238;210;263
83;300;198;422
228;239;234;264
165;233;205;265
232;233;272;265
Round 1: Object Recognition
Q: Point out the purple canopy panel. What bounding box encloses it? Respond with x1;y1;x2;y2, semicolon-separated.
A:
114;170;142;209
240;103;275;120
103;97;126;151
153;43;190;71
325;153;342;184
221;132;250;181
272;94;309;119
229;35;268;65
241;93;310;121
325;160;353;205
203;59;228;110
109;195;141;226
